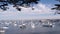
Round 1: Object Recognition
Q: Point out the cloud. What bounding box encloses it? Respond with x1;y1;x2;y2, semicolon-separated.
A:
20;3;53;14
0;3;57;20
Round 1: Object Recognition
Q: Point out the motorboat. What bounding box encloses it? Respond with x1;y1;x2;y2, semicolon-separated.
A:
19;24;26;29
42;22;55;28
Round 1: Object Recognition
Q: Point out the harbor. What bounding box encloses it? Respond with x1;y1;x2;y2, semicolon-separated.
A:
0;0;60;34
0;19;60;34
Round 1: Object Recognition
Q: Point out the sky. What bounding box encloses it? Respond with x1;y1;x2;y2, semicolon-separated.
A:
0;0;60;20
41;0;59;4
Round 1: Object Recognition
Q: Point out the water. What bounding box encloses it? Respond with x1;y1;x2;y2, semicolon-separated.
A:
0;20;60;34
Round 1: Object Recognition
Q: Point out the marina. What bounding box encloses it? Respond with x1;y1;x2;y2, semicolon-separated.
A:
0;19;60;34
0;0;60;34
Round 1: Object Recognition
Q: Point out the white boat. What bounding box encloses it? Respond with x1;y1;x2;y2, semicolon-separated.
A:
19;24;26;29
42;22;55;28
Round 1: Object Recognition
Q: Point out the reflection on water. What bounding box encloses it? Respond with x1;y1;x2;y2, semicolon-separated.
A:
0;27;5;34
0;19;60;34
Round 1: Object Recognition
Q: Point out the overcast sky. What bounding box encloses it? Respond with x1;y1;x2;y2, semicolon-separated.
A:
0;0;60;20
